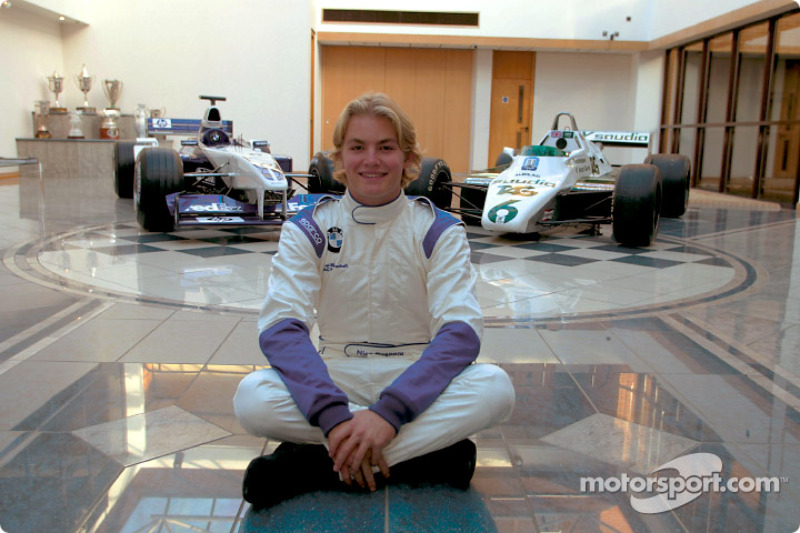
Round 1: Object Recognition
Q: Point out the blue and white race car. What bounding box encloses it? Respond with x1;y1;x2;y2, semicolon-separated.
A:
451;112;691;247
114;96;327;232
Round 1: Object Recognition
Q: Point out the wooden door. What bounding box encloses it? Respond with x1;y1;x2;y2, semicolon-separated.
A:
488;51;535;166
320;46;473;173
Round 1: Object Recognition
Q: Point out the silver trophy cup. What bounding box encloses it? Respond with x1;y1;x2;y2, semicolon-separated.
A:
76;65;95;114
47;72;67;113
103;79;122;110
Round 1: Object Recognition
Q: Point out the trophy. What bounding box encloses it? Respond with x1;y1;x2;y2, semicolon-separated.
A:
134;104;148;138
47;71;67;114
34;100;51;138
75;65;95;114
68;110;84;139
100;108;120;139
103;79;122;110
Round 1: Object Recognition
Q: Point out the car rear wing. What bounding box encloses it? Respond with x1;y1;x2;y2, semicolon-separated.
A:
147;118;233;136
582;131;651;149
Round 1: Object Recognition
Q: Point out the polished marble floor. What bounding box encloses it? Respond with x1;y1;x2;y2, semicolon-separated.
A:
0;166;799;532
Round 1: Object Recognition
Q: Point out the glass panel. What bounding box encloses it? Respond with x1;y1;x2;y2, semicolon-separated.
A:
678;127;697;184
681;44;703;126
700;33;734;191
737;23;769;123
762;12;800;204
724;24;770;198
678;42;704;164
728;126;760;196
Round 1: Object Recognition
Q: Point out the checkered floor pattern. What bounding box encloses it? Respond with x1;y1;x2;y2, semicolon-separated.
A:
26;221;745;320
51;223;727;269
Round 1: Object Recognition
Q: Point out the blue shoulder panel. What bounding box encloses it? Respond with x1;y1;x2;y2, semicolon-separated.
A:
289;207;326;258
422;206;462;259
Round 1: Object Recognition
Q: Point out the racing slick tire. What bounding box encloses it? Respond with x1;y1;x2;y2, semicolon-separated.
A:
458;186;487;226
308;151;344;194
114;141;136;199
404;157;453;210
495;152;513;168
135;148;184;232
612;164;662;247
644;154;690;218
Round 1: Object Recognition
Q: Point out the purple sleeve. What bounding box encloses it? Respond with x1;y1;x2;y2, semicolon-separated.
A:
259;318;353;435
368;321;479;431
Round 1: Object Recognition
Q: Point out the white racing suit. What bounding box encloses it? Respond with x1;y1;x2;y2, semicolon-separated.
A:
234;191;515;467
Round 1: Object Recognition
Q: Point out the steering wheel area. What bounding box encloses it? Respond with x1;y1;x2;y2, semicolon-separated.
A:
201;128;230;146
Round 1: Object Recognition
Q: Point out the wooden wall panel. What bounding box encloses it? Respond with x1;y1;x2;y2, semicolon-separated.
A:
321;46;473;173
442;50;473;171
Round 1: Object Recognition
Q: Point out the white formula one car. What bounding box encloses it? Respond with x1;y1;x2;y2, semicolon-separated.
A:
452;112;691;247
114;96;321;232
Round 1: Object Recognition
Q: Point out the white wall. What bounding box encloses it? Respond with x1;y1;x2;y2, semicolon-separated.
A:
533;52;636;134
470;49;493;171
1;0;312;168
1;0;774;172
64;0;311;166
315;0;653;41
649;0;772;40
0;5;64;158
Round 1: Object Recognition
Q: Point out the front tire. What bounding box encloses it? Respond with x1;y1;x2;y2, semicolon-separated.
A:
135;148;184;232
114;141;136;198
404;157;452;209
612;164;662;247
644;154;690;218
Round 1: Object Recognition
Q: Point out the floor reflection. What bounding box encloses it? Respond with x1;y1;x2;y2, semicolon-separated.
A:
0;172;798;531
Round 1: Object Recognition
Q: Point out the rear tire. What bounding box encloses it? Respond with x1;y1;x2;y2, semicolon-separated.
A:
644;154;690;218
308;151;343;194
612;164;662;247
404;157;452;209
135;148;184;232
114;141;136;198
495;152;513;168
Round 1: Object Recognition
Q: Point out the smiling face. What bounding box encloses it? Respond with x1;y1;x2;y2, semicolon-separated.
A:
339;113;410;206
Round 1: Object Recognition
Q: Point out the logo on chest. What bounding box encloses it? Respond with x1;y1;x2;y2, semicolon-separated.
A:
327;227;343;253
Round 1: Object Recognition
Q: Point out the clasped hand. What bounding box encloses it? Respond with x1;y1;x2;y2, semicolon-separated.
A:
327;410;396;491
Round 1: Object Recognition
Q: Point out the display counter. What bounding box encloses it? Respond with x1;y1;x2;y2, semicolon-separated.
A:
16;138;115;183
30;113;137;140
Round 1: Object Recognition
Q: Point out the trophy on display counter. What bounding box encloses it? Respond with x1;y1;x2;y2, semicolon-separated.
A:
47;71;67;114
68;111;84;139
101;79;122;140
134;104;147;138
75;65;95;114
100;108;120;140
34;100;51;138
103;79;122;110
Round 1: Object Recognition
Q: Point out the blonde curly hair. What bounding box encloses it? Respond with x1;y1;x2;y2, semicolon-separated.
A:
331;93;422;188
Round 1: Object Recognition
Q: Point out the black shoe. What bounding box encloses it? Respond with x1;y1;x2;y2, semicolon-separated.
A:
390;439;477;490
242;442;341;509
